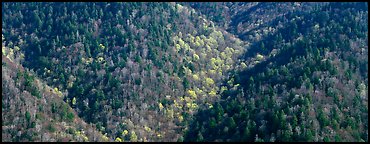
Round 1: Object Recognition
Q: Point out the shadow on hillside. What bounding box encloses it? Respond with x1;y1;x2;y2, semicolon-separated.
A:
183;8;312;142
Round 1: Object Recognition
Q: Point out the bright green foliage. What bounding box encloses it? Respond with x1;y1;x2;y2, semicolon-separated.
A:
193;53;200;61
115;137;123;142
205;78;214;86
256;53;264;61
1;2;367;143
99;43;106;50
122;130;129;136
188;90;197;99
240;62;247;69
130;131;138;142
209;89;217;97
159;103;164;110
72;97;77;105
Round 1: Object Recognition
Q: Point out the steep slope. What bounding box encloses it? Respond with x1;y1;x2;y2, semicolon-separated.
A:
2;2;368;142
2;2;245;142
2;40;108;142
185;2;368;142
183;2;327;42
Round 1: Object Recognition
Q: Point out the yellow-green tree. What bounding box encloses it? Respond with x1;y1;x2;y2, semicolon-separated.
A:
187;90;197;99
205;78;215;86
72;97;77;105
115;137;123;142
159;102;164;111
122;130;129;136
130;131;138;142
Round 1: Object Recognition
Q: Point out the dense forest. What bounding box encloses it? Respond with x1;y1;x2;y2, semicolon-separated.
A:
2;2;368;142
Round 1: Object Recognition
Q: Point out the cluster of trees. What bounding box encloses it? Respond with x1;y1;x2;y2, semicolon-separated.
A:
2;2;367;142
2;2;246;142
185;2;367;142
2;41;107;142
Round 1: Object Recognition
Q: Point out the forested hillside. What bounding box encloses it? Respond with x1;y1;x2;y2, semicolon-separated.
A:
2;2;368;142
2;37;108;142
185;2;368;142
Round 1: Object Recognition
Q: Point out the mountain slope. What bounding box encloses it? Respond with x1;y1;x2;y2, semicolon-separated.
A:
184;2;368;142
2;42;108;142
2;2;245;142
2;2;368;142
